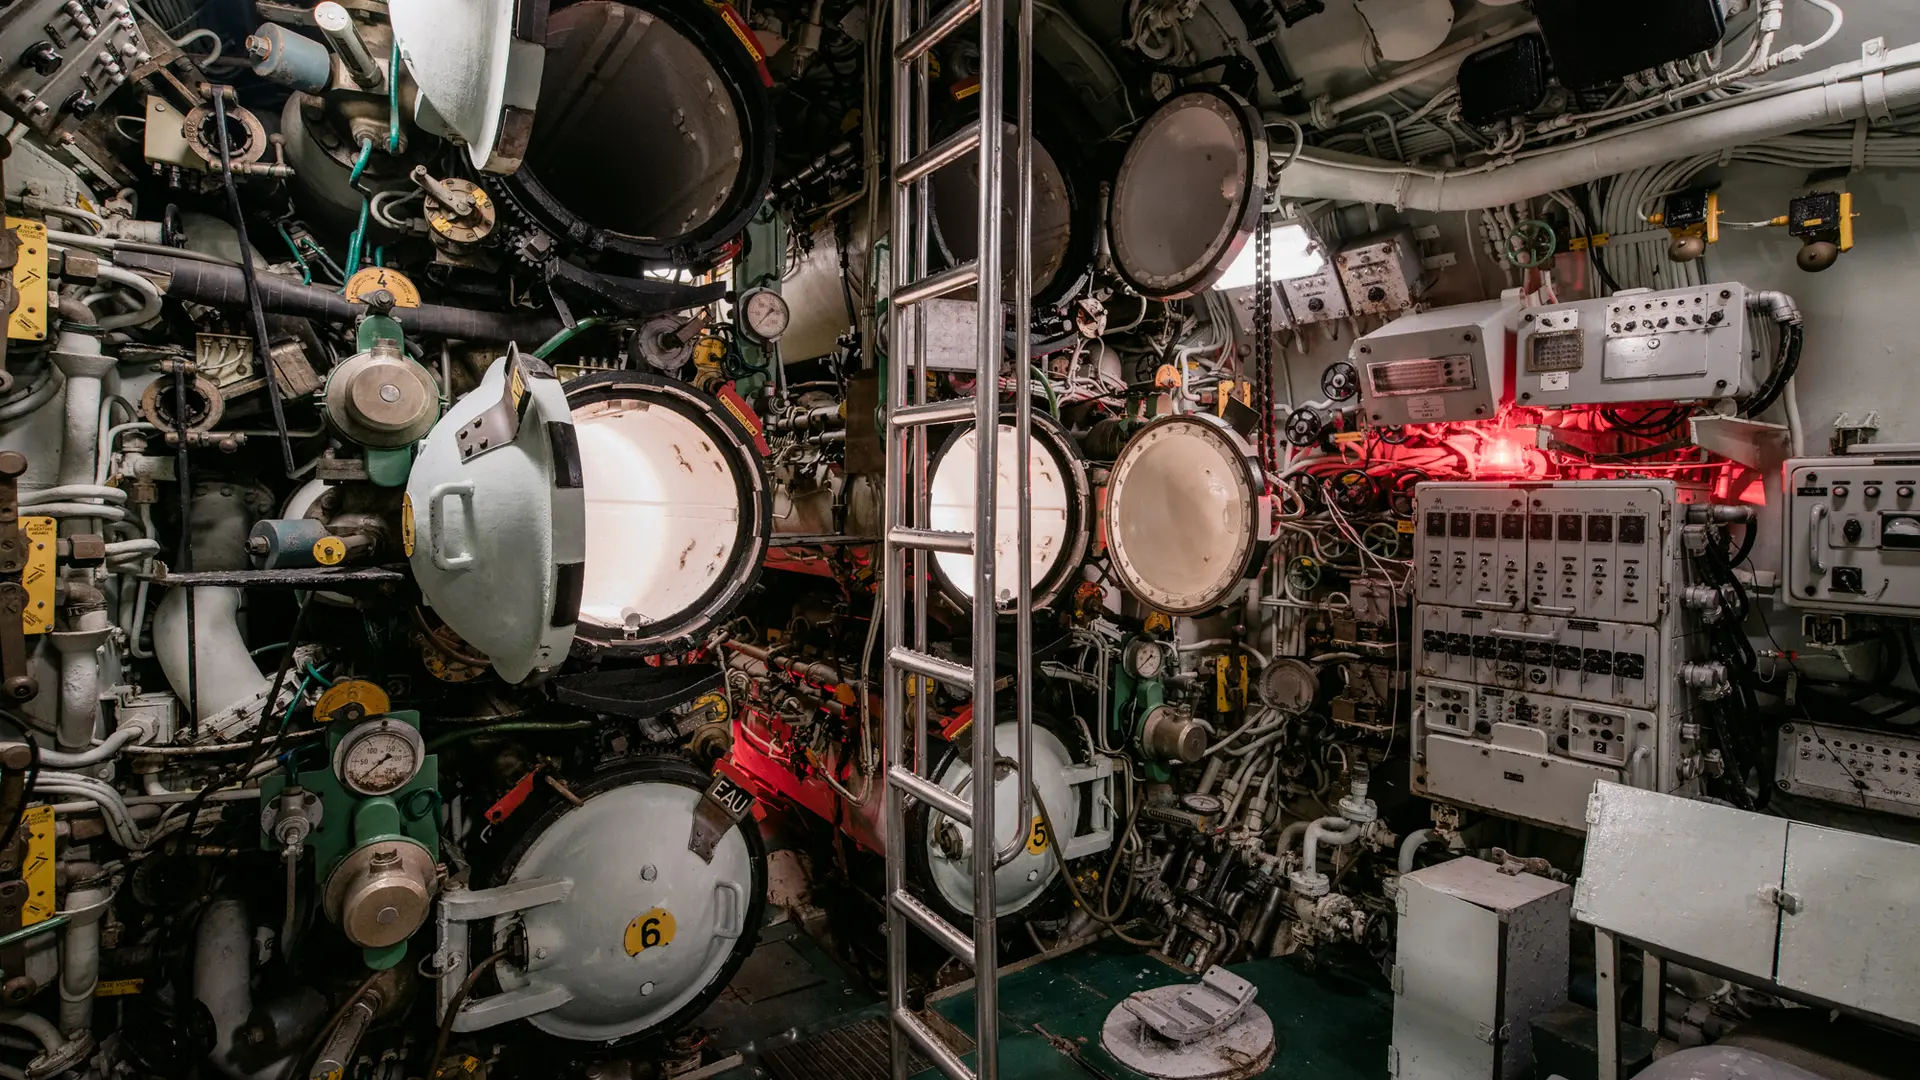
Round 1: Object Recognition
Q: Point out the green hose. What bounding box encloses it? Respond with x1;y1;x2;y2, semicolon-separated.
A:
341;139;376;281
533;316;607;359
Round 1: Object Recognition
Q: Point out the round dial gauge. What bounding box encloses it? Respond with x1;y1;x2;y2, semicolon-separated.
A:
736;287;790;343
332;719;427;796
1124;639;1165;680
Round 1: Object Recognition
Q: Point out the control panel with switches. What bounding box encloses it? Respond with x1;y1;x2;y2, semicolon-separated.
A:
1414;481;1671;624
1514;283;1754;406
0;0;150;137
1411;481;1707;831
1280;269;1350;325
1783;458;1920;615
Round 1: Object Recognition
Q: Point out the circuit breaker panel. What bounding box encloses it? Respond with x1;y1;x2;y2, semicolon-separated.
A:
1411;481;1704;831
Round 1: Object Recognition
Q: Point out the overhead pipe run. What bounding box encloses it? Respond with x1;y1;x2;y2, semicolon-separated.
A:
1270;43;1920;212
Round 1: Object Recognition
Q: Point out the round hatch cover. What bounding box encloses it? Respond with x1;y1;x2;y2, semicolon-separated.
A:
1105;414;1266;616
1108;87;1268;299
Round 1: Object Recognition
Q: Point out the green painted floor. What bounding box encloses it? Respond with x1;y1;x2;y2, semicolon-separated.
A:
706;925;1392;1080
923;941;1392;1080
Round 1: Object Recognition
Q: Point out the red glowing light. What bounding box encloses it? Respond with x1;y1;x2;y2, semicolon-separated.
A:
1482;436;1523;473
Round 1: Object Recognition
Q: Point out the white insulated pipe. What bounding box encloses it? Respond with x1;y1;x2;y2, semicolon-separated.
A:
155;587;270;723
1273;44;1920;212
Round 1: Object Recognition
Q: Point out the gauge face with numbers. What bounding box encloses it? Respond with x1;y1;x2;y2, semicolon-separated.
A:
332;719;426;796
737;286;790;343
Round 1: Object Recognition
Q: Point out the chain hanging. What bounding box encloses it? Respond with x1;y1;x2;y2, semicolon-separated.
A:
1252;210;1278;493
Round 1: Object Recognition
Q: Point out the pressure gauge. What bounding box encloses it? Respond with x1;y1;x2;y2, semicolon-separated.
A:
1123;638;1166;680
332;718;427;797
736;286;790;343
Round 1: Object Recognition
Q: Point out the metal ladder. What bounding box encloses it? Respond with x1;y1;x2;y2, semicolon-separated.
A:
881;0;1034;1073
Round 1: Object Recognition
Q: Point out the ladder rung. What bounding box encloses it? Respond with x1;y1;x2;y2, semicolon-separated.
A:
894;1005;976;1080
893;261;978;307
890;891;976;966
888;646;974;690
896;0;982;65
888;766;972;825
889;399;977;429
896;121;982;186
889;526;974;554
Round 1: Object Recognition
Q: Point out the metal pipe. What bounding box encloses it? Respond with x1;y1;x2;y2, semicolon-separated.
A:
1293;20;1540;127
108;252;563;343
884;0;916;1074
1302;816;1361;872
57;885;111;1034
313;2;382;89
1272;44;1920;211
310;992;379;1080
971;0;1006;1067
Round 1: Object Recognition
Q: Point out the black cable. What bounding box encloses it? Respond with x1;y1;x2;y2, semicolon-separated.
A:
0;710;39;851
209;87;297;476
1741;321;1803;419
1580;185;1624;295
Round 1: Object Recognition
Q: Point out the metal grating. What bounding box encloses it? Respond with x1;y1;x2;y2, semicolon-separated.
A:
765;1016;973;1080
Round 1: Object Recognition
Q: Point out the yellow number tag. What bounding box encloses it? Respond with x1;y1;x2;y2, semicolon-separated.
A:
624;908;677;956
401;493;416;557
1026;816;1050;855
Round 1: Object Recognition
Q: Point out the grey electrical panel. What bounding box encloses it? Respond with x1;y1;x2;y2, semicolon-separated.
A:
1355;297;1522;427
1281;269;1351;324
1776;721;1920;817
1222;283;1295;337
1411;481;1704;831
1514;283;1754;406
1391;857;1570;1080
1337;228;1428;316
1782;457;1920;616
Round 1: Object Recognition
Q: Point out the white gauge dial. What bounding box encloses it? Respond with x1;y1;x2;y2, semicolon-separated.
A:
737;287;791;343
333;719;426;796
1125;639;1165;679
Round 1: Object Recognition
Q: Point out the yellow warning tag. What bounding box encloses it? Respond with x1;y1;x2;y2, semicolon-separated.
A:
19;516;53;635
94;978;144;997
507;362;527;415
624;908;677;956
401;493;416;557
6;218;47;341
1397;519;1417;534
1026;815;1050;855
1332;431;1366;445
21;805;52;925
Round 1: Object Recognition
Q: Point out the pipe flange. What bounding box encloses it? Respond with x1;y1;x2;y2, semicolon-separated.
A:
1288;869;1330;898
1337;794;1379;824
323;837;437;949
140;373;225;433
181;102;268;171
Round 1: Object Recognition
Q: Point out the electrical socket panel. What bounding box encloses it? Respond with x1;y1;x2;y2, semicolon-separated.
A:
1354;297;1522;426
1336;228;1428;316
1280;270;1350;324
1513;283;1754;406
1776;721;1920;817
1783;457;1920;615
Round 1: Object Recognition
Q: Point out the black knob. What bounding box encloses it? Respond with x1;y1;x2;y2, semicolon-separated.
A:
20;41;61;76
1366;286;1387;303
365;289;395;316
62;91;94;118
1307;297;1325;312
1843;518;1863;544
